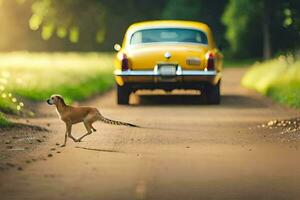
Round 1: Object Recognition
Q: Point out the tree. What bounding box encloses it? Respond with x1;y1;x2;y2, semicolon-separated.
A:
5;0;300;54
162;0;202;20
222;0;300;59
222;0;262;58
29;0;107;44
162;0;228;45
27;0;167;50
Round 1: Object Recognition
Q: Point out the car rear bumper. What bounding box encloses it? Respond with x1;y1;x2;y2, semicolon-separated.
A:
114;69;218;76
114;66;221;86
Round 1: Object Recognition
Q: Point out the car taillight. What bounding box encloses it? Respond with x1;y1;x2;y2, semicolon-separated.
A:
121;53;129;71
206;52;215;71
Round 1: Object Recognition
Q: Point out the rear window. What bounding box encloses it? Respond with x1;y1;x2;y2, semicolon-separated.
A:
130;28;208;45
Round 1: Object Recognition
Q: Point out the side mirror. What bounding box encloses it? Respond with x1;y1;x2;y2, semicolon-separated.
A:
114;43;121;51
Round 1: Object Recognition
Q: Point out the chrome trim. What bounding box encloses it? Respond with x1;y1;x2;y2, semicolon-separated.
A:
176;66;183;75
114;66;217;76
154;65;159;75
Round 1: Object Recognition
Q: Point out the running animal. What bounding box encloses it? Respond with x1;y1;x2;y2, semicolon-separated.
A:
46;94;138;147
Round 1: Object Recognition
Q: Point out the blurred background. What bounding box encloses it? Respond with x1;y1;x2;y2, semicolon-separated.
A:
0;0;299;59
0;0;300;126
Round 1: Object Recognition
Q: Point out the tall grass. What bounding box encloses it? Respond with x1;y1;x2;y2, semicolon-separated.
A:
0;52;115;115
242;55;300;108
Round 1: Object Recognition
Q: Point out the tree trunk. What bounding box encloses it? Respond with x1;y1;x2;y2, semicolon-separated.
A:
262;0;272;60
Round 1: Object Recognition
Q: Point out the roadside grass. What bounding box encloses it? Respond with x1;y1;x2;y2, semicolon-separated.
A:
223;58;257;68
0;112;11;127
0;52;115;119
242;56;300;108
0;98;19;114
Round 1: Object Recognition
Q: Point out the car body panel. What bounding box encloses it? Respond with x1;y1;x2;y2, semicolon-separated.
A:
123;44;209;70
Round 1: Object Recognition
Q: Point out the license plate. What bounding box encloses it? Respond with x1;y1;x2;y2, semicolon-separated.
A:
159;65;176;76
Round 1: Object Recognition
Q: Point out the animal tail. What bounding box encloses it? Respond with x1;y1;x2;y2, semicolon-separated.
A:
98;114;139;128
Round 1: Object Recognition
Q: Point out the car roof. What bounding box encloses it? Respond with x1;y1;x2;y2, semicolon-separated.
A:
123;20;215;48
128;20;210;33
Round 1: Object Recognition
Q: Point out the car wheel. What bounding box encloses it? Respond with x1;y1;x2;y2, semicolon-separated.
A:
117;84;131;105
203;81;221;104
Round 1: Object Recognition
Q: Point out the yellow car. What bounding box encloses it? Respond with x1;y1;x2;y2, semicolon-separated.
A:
114;20;223;105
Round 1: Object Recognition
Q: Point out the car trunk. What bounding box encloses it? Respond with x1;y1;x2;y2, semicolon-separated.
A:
126;44;209;70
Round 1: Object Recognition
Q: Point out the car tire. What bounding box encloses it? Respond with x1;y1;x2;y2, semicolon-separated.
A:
117;84;131;105
203;81;221;105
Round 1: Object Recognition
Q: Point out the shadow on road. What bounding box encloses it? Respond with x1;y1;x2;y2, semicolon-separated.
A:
75;146;121;153
131;94;267;108
221;95;267;108
134;94;205;105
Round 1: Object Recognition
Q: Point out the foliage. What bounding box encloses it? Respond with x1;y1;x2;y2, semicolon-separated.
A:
26;0;167;49
162;0;202;20
222;0;261;58
242;55;300;108
1;0;300;59
29;0;107;43
162;0;227;44
222;0;300;58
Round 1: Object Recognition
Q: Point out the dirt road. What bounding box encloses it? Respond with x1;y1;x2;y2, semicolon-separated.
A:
1;68;300;200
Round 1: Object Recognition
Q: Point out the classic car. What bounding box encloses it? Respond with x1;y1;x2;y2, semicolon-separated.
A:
114;20;223;105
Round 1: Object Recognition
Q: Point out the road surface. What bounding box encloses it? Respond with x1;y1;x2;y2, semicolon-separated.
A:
1;68;300;200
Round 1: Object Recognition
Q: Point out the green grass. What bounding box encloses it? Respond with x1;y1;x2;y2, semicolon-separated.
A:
268;81;300;108
0;98;19;114
223;58;257;68
0;112;11;127
0;52;115;118
242;56;300;108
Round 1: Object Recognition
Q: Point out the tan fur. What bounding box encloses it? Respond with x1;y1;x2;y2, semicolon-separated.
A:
47;94;138;147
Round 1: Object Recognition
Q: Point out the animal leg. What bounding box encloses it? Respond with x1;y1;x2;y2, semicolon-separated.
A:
66;124;78;142
61;123;70;147
77;120;93;142
89;114;99;132
91;123;97;132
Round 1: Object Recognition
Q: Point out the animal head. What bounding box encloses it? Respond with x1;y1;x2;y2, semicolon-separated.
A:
46;94;65;106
